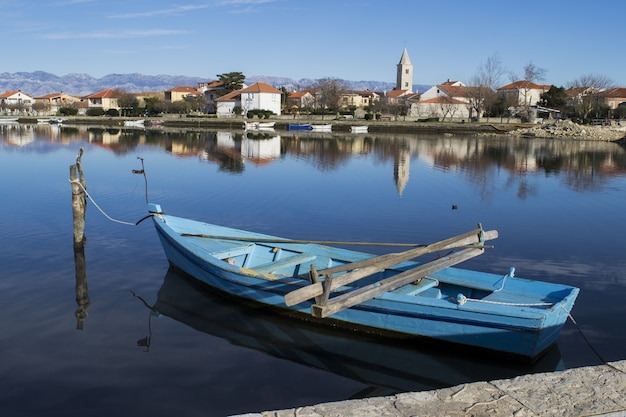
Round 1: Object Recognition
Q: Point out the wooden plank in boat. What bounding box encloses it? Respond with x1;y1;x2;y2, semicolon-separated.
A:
252;254;317;273
284;228;497;307
311;247;484;318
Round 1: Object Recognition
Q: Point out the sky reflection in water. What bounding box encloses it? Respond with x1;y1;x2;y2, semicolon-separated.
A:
1;123;625;416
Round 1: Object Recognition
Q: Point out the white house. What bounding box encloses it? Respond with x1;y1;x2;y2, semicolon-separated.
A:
240;82;282;116
215;90;241;118
497;80;551;107
413;80;473;121
0;90;34;115
216;82;282;118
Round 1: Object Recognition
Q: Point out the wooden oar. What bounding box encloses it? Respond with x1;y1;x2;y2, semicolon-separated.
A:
311;247;485;318
284;227;497;307
181;233;436;248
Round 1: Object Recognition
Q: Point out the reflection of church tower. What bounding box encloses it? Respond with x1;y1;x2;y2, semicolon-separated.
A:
396;48;413;93
394;140;410;196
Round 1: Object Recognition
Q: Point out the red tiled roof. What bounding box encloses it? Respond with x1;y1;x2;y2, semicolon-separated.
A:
216;90;241;101
420;96;467;105
85;88;122;99
167;86;199;93
498;80;551;91
240;82;281;94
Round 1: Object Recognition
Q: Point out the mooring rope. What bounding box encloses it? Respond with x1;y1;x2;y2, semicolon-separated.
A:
69;179;149;226
455;293;553;307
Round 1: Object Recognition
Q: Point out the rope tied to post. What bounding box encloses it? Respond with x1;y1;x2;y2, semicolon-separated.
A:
68;179;152;226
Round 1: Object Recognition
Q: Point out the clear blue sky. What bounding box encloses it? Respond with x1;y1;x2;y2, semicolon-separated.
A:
2;0;624;88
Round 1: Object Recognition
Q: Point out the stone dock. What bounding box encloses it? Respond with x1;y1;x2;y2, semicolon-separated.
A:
234;360;626;417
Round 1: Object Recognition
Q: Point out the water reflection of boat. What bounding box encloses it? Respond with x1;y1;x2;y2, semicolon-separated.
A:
154;267;565;394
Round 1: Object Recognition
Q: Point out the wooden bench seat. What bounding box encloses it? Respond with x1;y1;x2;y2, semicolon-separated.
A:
252;253;317;274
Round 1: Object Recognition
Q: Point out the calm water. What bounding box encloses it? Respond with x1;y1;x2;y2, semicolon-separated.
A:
1;123;625;416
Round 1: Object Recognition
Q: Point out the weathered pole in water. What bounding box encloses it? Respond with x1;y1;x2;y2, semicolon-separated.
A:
70;147;90;329
70;147;86;245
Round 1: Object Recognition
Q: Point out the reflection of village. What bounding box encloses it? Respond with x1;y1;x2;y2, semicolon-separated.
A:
3;123;626;195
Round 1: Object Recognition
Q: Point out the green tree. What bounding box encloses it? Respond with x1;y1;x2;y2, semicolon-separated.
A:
540;86;567;108
217;72;245;96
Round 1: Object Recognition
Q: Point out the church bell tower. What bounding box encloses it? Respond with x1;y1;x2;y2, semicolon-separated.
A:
396;48;413;93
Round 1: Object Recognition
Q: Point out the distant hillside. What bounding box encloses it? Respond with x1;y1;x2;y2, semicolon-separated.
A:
0;71;431;97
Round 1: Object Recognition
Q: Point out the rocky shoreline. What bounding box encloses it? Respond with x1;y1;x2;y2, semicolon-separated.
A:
505;119;626;142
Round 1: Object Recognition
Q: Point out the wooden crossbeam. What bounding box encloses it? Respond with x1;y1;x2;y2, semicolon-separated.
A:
311;247;485;318
284;227;497;307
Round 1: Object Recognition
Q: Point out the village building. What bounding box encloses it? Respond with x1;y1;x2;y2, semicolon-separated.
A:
216;82;282;118
497;80;552;108
0;90;34;115
339;90;379;109
165;86;202;103
84;88;123;112
412;80;474;121
197;80;227;113
396;47;413;94
34;92;81;115
287;90;316;110
598;87;626;110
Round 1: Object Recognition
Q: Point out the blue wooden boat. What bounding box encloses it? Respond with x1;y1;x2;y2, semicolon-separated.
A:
287;123;312;131
148;203;579;360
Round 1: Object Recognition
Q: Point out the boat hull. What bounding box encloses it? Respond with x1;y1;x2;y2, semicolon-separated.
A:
149;204;579;360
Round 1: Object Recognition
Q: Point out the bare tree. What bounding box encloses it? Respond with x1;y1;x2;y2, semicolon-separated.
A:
473;53;506;90
566;74;615;119
566;74;614;90
523;62;547;83
314;78;348;111
468;53;506;121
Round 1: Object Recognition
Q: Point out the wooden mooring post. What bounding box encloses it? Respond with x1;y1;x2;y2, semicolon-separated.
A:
70;147;90;329
70;147;86;246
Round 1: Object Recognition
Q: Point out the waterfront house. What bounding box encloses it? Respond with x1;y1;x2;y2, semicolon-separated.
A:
0;90;34;115
197;80;227;113
339;90;379;109
239;82;282;116
165;86;202;103
598;87;626;110
287;90;316;110
85;89;123;112
35;92;81;115
497;80;551;108
215;90;241;117
414;81;475;121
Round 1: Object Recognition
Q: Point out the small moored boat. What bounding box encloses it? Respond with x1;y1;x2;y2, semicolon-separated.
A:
124;119;145;127
288;123;312;131
148;203;579;360
351;125;368;133
243;121;275;130
310;124;332;132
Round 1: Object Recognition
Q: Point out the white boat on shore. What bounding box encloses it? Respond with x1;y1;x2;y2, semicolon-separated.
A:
243;121;276;130
310;124;332;132
37;117;66;124
124;119;145;127
350;125;368;133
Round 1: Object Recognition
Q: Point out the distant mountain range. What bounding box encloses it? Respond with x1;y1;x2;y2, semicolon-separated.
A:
0;71;431;97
